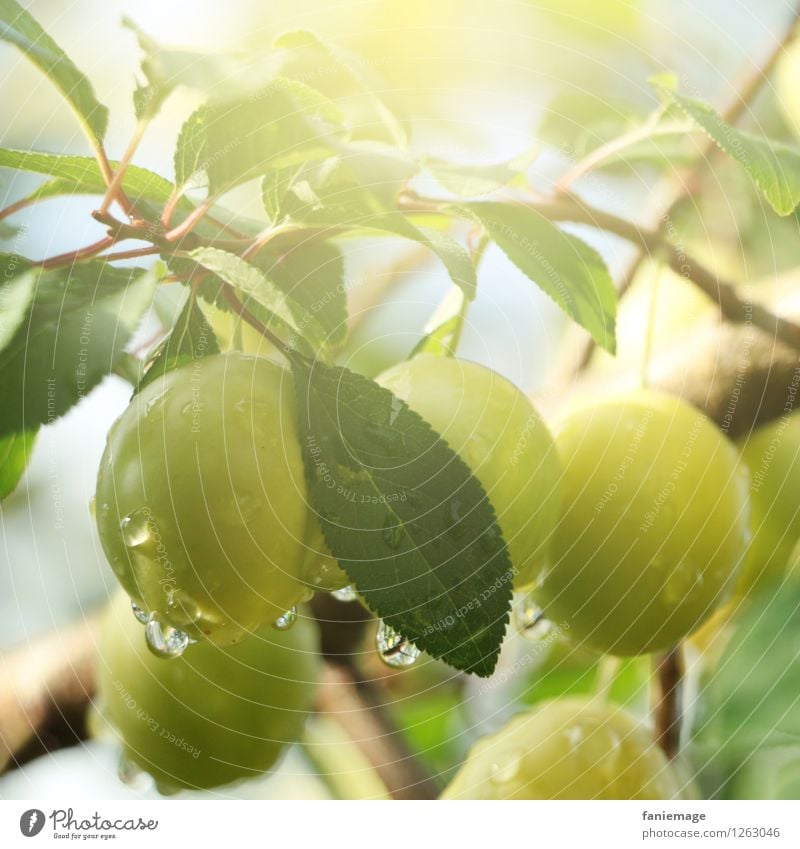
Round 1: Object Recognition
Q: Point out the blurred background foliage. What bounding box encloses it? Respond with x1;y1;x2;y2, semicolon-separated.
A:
2;0;800;799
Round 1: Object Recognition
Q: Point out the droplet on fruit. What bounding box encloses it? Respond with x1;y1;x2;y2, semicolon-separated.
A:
165;589;204;627
273;606;297;631
331;585;357;602
120;510;151;548
382;519;403;550
144;613;190;659
513;594;552;641
130;600;148;624
88;496;96;518
376;620;420;668
489;756;521;785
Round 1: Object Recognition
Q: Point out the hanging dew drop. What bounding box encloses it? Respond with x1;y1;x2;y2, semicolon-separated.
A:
489;755;521;785
513;594;552;641
144;613;190;658
88;496;96;518
331;585;357;602
120;510;151;548
130;600;148;624
273;606;297;631
376;620;420;668
117;756;150;789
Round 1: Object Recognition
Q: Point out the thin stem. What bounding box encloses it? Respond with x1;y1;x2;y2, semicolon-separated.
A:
0;194;39;222
242;221;306;262
98;119;149;216
163;201;212;244
90;140;135;219
160;189;182;230
101;246;161;263
221;286;288;354
653;646;684;759
555;107;672;194
37;236;116;270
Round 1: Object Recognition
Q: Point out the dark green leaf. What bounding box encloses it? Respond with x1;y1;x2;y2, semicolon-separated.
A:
0;148;176;205
459;202;616;351
0;0;108;141
291;356;513;676
657;82;800;216
137;293;220;393
0;429;36;499
187;246;326;355
255;241;348;348
0;262;159;438
174;79;344;193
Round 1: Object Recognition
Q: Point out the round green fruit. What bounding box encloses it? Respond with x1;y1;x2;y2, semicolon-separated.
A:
533;390;749;656
376;354;562;590
95;353;310;645
736;411;800;595
442;697;690;799
97;592;320;792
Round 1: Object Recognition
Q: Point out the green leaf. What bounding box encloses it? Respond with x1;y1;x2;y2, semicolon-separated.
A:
255;241;348;348
657;84;800;216
187;247;326;355
422;149;537;197
174;79;344;194
137;293;220;392
410;286;467;358
0;0;108;141
0;148;176;205
0;255;35;350
290;356;513;676
690;581;800;797
273;29;409;147
0;262;159;438
459;202;617;351
0;429;36;499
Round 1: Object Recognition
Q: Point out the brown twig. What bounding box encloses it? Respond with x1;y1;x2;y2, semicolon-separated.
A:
653;647;684;759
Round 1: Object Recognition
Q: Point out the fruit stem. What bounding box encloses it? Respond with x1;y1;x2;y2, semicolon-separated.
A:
653;645;684;759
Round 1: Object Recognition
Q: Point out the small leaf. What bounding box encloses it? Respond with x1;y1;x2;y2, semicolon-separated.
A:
291;356;513;676
0;256;36;350
0;429;36;500
174;79;344;194
0;148;176;205
137;293;220;392
410;287;467;358
273;29;409;147
459;201;617;352
0;0;108;141
0;262;159;438
187;247;326;355
657;84;800;216
422;149;537;197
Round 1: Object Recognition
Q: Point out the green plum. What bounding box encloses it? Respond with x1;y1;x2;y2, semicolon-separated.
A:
376;354;562;590
737;411;800;595
533;390;749;656
97;592;320;792
442;696;690;799
95;353;310;645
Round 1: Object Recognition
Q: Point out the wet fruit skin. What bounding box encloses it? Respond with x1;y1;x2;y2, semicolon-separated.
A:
97;592;320;792
95;353;310;646
533;390;750;656
441;697;690;799
376;354;563;591
737;411;800;595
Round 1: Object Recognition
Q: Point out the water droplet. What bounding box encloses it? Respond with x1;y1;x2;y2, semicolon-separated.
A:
273;607;297;631
88;496;96;518
131;600;148;624
332;585;357;602
382;518;403;550
489;755;521;784
117;756;150;789
144;613;190;658
376;620;420;668
120;510;151;548
513;594;552;641
165;589;204;627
